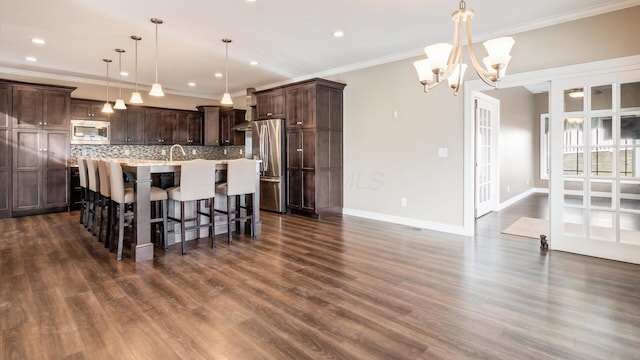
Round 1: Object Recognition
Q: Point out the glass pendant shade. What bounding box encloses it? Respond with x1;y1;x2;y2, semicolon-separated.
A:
483;37;515;66
114;48;126;109
412;59;433;83
424;43;453;72
221;92;233;105
149;18;164;97
130;35;143;104
101;58;113;113
220;38;233;105
130;91;143;104
447;63;467;89
149;82;164;96
114;99;126;109
102;102;114;113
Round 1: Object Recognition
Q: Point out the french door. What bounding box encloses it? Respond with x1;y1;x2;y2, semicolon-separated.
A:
550;69;640;264
474;92;499;218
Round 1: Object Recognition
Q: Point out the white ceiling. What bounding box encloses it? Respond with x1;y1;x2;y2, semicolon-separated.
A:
1;0;638;100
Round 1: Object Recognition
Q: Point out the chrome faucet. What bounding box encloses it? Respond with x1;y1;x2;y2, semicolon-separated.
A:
169;144;186;162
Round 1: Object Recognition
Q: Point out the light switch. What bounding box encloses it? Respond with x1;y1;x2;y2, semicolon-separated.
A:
438;147;448;157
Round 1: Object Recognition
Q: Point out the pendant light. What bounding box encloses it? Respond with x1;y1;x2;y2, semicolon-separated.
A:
220;38;233;105
129;35;144;104
114;48;127;109
101;59;114;113
149;18;164;96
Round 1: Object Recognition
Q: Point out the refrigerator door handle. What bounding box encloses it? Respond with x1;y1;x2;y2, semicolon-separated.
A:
260;177;281;183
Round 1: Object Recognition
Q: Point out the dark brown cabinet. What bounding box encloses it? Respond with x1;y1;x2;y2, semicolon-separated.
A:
198;106;220;146
0;82;10;218
175;111;202;145
110;107;145;144
70;99;109;121
12;129;69;212
285;84;316;129
69;166;81;211
144;109;176;144
283;79;345;217
255;89;285;119
220;108;246;146
13;85;71;130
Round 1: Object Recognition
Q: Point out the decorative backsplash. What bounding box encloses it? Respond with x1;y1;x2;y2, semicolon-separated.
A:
70;144;245;166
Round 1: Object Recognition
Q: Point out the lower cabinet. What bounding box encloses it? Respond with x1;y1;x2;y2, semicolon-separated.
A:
69;167;81;211
12;129;69;212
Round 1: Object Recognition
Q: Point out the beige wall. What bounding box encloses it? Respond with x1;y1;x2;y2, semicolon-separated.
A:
330;6;640;230
482;87;536;203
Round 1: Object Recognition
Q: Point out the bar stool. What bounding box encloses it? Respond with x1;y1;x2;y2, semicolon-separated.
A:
97;160;112;247
77;157;89;227
109;161;169;261
215;159;258;244
167;159;218;255
86;158;100;235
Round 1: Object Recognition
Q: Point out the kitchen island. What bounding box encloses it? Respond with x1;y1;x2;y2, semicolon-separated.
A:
120;159;261;262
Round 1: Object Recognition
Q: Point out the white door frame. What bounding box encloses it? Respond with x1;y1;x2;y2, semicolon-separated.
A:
462;55;640;237
473;91;500;218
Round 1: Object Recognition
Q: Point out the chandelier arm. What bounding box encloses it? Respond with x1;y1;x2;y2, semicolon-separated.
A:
465;19;497;85
439;18;463;82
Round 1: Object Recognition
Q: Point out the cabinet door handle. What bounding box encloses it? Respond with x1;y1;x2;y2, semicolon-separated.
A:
297;148;302;152
43;122;47;125
39;122;43;125
296;121;302;125
267;112;272;117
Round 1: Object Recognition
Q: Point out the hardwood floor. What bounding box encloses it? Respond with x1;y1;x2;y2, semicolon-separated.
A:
1;196;639;359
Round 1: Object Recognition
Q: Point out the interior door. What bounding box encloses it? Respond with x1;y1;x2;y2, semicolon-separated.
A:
550;69;640;264
474;92;500;218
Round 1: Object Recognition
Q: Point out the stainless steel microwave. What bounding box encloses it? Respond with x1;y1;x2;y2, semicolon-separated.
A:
70;120;110;144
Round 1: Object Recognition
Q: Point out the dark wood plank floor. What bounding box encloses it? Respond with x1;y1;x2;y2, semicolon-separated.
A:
1;195;639;359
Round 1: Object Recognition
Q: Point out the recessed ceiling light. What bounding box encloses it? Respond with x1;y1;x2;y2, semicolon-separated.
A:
188;82;196;87
31;38;45;45
333;30;344;38
250;61;258;66
26;56;37;62
120;71;129;76
214;73;223;78
246;0;256;2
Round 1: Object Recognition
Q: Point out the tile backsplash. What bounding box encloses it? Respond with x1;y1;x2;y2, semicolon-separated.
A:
70;145;244;166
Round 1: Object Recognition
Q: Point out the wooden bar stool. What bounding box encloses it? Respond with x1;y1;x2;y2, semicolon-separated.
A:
215;159;258;244
167;159;218;255
86;158;100;236
109;161;168;261
77;157;89;227
96;160;112;247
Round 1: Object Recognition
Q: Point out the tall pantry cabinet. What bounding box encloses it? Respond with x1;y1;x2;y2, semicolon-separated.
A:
6;81;74;215
255;78;346;217
0;82;10;218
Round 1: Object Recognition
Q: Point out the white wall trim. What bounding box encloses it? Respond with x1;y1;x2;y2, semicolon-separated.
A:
342;208;468;237
497;188;536;211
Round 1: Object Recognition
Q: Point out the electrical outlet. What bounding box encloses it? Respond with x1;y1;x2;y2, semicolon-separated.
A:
223;149;227;155
507;185;510;193
240;149;243;155
526;178;530;185
192;149;196;155
124;149;130;156
401;197;407;207
81;150;88;156
161;150;166;155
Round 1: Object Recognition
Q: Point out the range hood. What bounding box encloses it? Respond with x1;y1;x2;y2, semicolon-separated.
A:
232;87;256;132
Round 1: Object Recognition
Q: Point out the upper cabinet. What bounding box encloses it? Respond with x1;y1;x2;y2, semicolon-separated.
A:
285;84;316;129
175;111;202;145
255;89;285;119
13;85;73;130
198;106;220;146
70;99;109;121
109;106;145;145
220;108;246;146
144;109;176;144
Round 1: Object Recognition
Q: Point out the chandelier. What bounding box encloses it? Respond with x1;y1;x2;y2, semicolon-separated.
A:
413;0;515;95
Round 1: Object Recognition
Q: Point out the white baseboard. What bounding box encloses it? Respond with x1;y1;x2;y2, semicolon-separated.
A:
497;187;549;211
342;208;468;236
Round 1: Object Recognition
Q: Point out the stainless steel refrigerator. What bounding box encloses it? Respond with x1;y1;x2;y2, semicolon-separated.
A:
252;119;286;213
